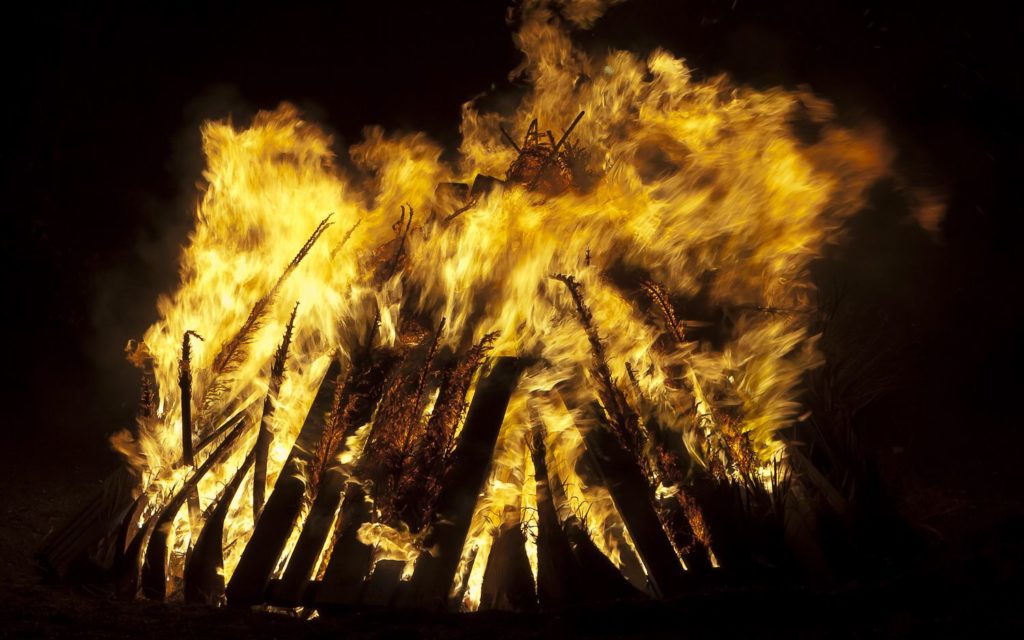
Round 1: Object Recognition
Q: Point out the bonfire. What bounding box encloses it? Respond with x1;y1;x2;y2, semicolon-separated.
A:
38;1;896;615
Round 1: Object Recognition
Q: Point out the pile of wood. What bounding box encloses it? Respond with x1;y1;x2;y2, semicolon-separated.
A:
37;113;839;616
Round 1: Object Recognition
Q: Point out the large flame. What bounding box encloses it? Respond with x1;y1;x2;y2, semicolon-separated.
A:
112;0;893;607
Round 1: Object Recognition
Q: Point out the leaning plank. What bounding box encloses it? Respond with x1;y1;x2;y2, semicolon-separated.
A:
135;415;249;600
183;446;256;604
224;358;342;607
253;303;298;519
566;395;688;598
273;350;398;606
312;481;374;610
402;357;525;609
530;424;583;609
361;559;406;607
270;467;348;606
478;520;538;612
36;465;139;579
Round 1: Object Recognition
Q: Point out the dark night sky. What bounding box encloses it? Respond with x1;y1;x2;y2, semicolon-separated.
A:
2;0;1021;512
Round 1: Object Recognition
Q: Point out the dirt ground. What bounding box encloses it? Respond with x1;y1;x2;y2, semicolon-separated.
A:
2;445;1021;639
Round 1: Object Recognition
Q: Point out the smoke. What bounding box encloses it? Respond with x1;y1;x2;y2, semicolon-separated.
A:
518;0;626;30
87;85;257;435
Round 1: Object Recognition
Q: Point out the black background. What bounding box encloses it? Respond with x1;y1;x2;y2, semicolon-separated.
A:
2;0;1021;523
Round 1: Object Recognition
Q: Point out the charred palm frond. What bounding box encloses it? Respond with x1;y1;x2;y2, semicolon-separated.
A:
627;359;713;562
198;214;332;419
641;279;739;473
329;218;362;260
391;330;498;532
370;318;446;524
640;280;686;343
554;274;712;569
552;274;648;469
253;302;299;517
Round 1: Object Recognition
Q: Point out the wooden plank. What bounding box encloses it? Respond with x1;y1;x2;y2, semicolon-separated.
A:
272;350;398;606
402;357;524;609
312;481;373;610
567;395;688;598
530;425;582;609
361;559;406;607
35;465;138;579
139;416;248;600
478;519;537;612
224;358;341;607
183;447;256;604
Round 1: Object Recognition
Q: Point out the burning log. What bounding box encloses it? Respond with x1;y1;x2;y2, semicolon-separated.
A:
253;303;299;518
529;422;582;609
478;506;537;612
568;396;687;597
402;357;525;609
279;220;422;607
553;274;703;594
374;317;446;519
132;414;248;600
312;480;374;609
529;409;646;606
225;357;342;607
271;348;402;606
642;279;794;572
382;327;498;533
624;364;714;575
315;320;443;609
184;446;257;604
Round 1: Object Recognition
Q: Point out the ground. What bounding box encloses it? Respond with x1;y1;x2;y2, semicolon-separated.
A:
1;445;1021;639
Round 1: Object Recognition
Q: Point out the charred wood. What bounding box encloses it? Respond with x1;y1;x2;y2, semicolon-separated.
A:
478;515;538;613
403;357;524;609
138;415;248;600
184;446;256;604
272;349;400;606
224;358;341;607
530;423;582;609
567;396;688;597
313;481;374;610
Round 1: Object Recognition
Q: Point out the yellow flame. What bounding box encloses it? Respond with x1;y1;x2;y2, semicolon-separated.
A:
112;1;896;603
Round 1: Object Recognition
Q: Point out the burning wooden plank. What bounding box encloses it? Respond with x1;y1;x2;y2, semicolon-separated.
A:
130;413;248;600
224;357;341;607
184;446;256;604
271;348;401;606
478;505;537;612
178;330;204;536
402;356;525;609
529;418;645;607
314;321;443;609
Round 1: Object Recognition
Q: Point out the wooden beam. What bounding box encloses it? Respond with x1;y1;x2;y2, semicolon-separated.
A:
225;358;341;607
402;357;524;609
563;393;688;598
184;447;256;604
